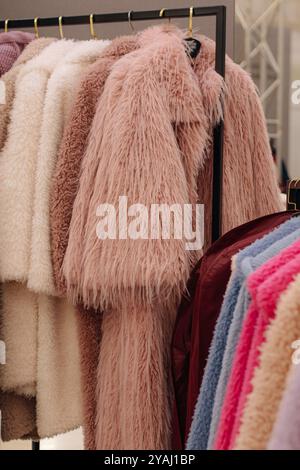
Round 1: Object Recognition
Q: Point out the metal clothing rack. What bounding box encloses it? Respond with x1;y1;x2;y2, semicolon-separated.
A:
0;5;226;451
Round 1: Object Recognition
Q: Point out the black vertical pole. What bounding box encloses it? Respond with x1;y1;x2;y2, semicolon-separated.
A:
32;440;40;450
211;6;226;243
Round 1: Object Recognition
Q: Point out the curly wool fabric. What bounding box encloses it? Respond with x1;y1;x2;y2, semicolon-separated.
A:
50;35;137;450
187;216;298;450
215;238;300;450
208;217;300;448
0;31;35;76
0;37;55;441
233;247;300;450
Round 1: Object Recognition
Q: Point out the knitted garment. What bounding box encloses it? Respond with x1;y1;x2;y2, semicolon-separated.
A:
0;31;35;76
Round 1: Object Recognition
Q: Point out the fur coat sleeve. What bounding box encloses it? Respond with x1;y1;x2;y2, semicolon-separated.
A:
195;37;283;248
63;26;221;310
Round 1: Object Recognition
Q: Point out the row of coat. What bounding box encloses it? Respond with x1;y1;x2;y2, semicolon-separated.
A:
0;25;283;449
173;211;300;450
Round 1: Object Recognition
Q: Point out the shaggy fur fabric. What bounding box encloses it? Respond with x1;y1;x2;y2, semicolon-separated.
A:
233;248;300;449
187;217;300;450
52;25;281;449
66;25;281;450
214;238;300;450
0;38;55;441
50;35;137;449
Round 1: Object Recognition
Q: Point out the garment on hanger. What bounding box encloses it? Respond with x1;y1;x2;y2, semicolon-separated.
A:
214;238;300;449
172;211;296;450
0;38;112;440
61;24;281;450
0;19;285;451
268;360;300;450
232;246;300;449
184;208;300;450
208;218;300;448
186;214;300;450
0;31;35;76
50;35;138;450
0;37;56;442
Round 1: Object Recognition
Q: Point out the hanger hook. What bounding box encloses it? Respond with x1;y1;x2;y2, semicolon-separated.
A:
4;19;9;33
34;17;39;38
58;16;64;39
89;14;97;39
287;179;297;210
128;11;135;32
189;6;194;37
159;8;171;23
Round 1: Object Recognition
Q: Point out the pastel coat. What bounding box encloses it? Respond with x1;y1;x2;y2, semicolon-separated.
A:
187;216;299;449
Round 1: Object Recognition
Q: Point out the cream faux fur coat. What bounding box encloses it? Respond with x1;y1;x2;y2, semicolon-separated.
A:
0;39;109;439
0;37;56;441
63;25;282;450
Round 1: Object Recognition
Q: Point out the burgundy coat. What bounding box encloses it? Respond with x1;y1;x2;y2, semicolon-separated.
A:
171;210;297;450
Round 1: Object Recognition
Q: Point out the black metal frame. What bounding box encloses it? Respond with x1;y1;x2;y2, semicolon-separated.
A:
0;5;226;450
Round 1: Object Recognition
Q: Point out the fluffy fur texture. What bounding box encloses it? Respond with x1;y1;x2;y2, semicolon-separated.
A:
53;25;281;449
50;35;137;450
268;356;300;449
65;25;223;450
0;37;55;441
0;39;75;282
215;237;300;450
187;217;299;450
50;35;137;296
76;306;102;450
208;219;300;448
29;39;110;296
96;302;177;449
0;31;35;76
66;25;280;450
0;392;38;441
0;40;97;439
0;38;55;149
63;27;219;310
233;248;300;450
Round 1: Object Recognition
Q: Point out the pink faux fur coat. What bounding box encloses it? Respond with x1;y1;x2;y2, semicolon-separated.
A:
214;239;300;450
58;25;280;449
50;35;138;450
